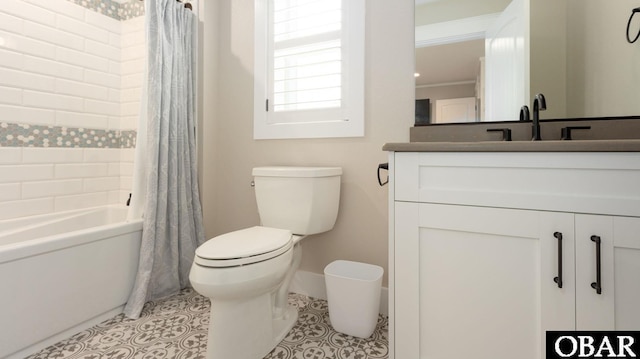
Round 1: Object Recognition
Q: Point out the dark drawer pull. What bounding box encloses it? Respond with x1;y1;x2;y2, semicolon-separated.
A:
553;232;563;289
590;235;602;295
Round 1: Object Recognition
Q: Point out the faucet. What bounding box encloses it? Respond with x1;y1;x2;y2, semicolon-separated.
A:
519;105;530;122
532;93;546;141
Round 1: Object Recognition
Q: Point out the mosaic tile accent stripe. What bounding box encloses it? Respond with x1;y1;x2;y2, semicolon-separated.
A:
66;0;123;20
119;0;146;20
66;0;193;21
65;0;144;21
0;122;136;148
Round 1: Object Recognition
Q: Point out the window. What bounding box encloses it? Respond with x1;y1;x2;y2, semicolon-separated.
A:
254;0;365;139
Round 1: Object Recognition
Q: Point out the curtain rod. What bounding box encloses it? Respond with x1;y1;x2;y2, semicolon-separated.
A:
138;0;192;11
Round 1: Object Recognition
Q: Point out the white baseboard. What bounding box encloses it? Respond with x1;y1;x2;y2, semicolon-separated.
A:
290;270;389;316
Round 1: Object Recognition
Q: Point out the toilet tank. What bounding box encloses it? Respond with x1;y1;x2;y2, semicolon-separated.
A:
252;166;342;235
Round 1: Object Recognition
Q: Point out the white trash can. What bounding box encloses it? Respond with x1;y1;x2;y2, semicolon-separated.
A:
324;260;383;338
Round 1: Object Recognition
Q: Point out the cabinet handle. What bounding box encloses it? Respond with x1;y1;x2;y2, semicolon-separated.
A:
553;232;563;288
590;235;602;295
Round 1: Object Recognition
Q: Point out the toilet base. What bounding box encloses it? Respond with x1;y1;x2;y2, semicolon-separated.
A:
273;305;298;344
205;293;298;359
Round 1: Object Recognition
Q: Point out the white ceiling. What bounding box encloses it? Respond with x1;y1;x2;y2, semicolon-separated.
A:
415;39;484;87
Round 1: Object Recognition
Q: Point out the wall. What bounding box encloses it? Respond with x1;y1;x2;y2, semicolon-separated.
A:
200;0;415;286
566;0;640;117
0;0;144;221
528;0;567;119
415;0;510;26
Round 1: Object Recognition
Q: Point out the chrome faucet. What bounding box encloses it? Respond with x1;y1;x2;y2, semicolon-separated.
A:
532;93;546;141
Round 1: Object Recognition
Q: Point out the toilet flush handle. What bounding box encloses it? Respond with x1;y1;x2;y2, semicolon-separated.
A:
250;180;255;187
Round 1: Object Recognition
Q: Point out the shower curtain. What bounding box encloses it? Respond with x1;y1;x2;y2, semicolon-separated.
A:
125;0;205;319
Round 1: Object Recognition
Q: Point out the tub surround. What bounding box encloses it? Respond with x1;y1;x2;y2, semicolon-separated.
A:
0;0;146;220
0;122;136;148
0;147;135;220
63;0;144;21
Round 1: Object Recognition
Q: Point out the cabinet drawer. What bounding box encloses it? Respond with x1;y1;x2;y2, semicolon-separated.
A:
392;151;640;216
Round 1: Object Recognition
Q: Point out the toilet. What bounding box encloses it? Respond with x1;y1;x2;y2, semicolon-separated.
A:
189;166;342;359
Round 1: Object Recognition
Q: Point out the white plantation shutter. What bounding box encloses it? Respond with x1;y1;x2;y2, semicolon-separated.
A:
254;0;365;139
272;40;342;112
271;0;342;113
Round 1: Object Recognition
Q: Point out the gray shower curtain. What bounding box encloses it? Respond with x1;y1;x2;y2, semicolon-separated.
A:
124;0;205;319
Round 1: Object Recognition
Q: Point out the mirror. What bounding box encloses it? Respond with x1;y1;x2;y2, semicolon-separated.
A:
415;39;485;124
415;0;640;124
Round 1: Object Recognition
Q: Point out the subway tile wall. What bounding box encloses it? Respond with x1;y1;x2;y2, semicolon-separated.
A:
0;0;145;221
65;0;145;21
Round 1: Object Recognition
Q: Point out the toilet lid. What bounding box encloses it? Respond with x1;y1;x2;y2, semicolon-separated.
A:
194;226;292;267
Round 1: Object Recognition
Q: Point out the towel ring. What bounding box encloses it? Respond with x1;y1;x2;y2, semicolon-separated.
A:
627;7;640;43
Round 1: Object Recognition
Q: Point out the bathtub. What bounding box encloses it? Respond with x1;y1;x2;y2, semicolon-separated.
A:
0;206;142;359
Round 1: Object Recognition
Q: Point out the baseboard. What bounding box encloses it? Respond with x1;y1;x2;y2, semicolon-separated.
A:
290;270;389;316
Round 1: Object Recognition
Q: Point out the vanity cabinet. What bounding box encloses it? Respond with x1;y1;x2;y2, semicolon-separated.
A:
388;151;640;359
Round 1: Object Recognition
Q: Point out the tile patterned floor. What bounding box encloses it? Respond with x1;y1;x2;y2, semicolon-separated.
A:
26;288;388;359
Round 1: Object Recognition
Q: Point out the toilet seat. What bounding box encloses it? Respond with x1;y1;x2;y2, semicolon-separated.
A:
194;226;293;268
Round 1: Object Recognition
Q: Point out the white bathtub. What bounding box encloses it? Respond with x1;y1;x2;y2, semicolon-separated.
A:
0;206;143;359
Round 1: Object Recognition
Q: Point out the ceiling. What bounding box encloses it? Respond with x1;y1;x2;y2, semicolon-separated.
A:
414;39;484;88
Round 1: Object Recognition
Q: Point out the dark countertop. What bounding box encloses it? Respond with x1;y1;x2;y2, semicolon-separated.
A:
385;117;640;152
382;139;640;152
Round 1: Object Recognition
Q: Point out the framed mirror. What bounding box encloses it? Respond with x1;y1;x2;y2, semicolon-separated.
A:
415;0;640;124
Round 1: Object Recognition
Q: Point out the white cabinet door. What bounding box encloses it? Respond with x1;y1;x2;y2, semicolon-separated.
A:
612;217;640;330
526;213;639;334
393;201;420;359
575;215;640;330
394;202;574;359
